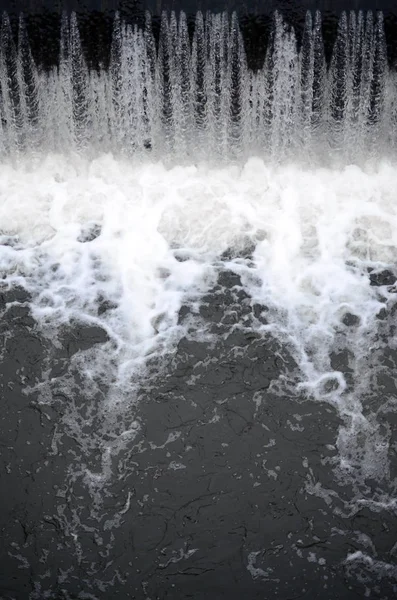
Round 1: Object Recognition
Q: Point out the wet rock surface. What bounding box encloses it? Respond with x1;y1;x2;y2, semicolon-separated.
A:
1;274;397;599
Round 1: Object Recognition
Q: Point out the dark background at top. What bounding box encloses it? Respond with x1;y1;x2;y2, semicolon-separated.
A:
2;1;397;71
1;1;393;12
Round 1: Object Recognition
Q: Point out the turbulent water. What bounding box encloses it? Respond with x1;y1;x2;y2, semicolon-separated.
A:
1;9;397;599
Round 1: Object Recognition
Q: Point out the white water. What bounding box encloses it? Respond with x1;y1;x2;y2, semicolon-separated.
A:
1;10;397;540
1;154;396;392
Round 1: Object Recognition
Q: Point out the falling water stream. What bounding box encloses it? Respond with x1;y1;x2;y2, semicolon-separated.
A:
0;10;394;163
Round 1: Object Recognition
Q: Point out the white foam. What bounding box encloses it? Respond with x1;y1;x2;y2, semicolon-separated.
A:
1;155;396;384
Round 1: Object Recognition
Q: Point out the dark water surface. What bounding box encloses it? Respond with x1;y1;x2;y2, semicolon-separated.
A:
1;268;397;599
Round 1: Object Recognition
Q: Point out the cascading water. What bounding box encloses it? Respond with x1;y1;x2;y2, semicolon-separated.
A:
1;9;397;600
0;9;393;162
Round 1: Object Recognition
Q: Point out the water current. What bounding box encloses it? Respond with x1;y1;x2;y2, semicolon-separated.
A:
1;9;397;599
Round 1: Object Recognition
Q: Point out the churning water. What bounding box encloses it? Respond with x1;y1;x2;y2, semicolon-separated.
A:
1;10;397;592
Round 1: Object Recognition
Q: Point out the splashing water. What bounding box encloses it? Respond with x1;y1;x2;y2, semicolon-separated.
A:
1;10;397;542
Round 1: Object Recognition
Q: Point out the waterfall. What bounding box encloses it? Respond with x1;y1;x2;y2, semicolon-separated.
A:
0;9;394;163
